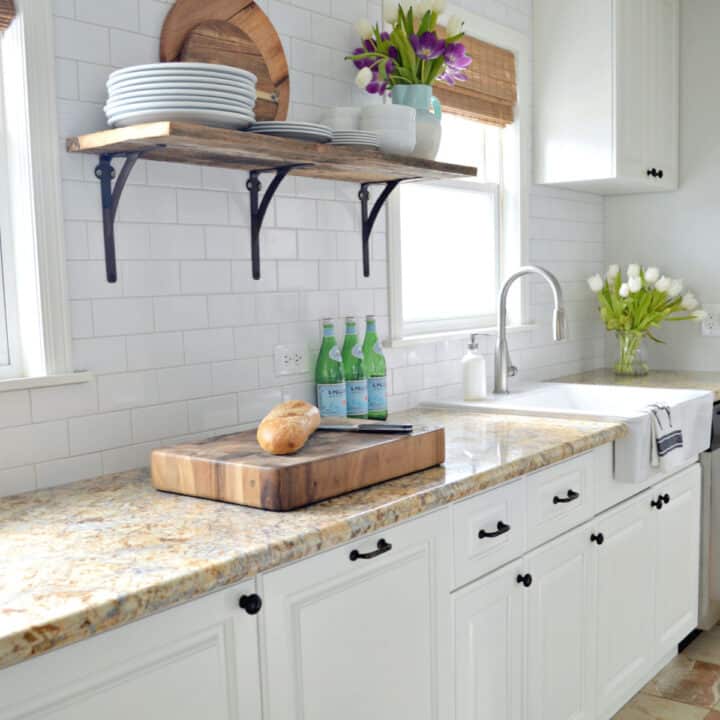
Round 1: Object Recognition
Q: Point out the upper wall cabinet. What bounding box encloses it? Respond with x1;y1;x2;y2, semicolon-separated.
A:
534;0;679;195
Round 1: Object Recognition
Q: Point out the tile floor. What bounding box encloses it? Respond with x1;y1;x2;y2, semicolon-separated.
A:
615;627;720;719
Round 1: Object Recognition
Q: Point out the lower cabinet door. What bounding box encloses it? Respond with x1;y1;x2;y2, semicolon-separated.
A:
0;580;262;720
259;510;452;720
525;522;596;720
594;488;656;720
653;463;702;655
452;560;525;720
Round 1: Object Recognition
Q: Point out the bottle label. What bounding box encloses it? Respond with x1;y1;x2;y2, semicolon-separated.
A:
368;376;387;413
352;344;364;360
347;380;368;417
317;383;347;417
373;341;384;357
329;346;342;362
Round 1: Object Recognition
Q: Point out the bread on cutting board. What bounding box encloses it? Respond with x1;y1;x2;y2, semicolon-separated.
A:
257;400;321;455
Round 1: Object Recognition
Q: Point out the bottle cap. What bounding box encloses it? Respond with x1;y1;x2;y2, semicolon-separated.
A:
468;333;479;350
366;314;376;321
322;317;333;326
345;316;356;324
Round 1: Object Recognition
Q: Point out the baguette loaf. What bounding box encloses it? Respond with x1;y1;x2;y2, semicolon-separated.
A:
257;400;321;455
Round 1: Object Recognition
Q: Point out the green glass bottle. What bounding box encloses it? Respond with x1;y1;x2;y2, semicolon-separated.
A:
341;317;368;419
362;315;388;420
315;318;347;417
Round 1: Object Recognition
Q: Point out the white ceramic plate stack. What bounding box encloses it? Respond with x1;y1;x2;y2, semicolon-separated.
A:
248;121;333;143
331;130;379;148
105;63;257;129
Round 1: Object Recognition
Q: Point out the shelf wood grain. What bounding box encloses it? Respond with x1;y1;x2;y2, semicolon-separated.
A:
66;121;477;183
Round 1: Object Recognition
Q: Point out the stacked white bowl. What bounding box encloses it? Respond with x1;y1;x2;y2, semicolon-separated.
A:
105;62;257;129
360;105;416;156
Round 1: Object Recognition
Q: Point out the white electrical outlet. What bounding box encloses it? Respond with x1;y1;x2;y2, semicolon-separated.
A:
701;304;720;337
274;344;310;376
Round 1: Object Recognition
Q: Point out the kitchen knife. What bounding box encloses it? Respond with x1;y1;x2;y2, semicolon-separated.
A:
317;423;414;434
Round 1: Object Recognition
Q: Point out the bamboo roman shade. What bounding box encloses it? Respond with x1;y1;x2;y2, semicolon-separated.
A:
435;29;517;127
0;0;15;31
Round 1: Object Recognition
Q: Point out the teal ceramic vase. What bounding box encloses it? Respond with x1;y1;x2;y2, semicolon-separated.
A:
391;84;442;160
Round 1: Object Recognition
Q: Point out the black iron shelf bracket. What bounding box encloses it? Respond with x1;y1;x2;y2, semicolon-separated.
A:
247;164;311;280
359;179;414;277
94;150;160;283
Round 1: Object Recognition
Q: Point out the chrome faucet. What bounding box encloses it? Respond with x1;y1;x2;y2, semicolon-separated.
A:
494;266;567;394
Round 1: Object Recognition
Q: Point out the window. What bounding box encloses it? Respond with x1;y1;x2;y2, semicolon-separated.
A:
389;114;507;340
0;50;21;380
387;15;529;344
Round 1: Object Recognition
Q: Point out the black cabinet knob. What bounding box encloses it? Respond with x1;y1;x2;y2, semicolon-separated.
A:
517;573;533;588
239;593;263;615
478;521;511;539
658;169;664;179
553;489;580;505
651;497;664;510
662;493;670;504
647;168;656;177
591;533;605;545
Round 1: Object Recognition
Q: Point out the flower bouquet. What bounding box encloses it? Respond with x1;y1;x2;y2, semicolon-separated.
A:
587;264;706;376
347;1;472;96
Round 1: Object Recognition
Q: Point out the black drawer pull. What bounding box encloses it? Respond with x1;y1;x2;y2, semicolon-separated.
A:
350;538;392;561
239;594;263;615
553;489;580;505
661;493;670;504
591;533;605;545
478;521;511;539
658;169;664;179
517;573;533;588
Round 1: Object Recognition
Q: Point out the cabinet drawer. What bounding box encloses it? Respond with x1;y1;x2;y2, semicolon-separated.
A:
452;478;526;589
526;452;597;550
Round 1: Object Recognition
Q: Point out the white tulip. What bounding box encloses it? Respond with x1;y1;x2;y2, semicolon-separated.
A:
355;67;373;89
415;0;432;15
607;264;620;281
446;14;464;36
668;279;684;297
694;310;709;321
644;266;660;285
432;0;448;12
682;292;699;311
619;283;630;298
628;276;643;293
655;275;672;293
355;18;374;39
627;263;641;278
383;0;398;23
587;274;603;293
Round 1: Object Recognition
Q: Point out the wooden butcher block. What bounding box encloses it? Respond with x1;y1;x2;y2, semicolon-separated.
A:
151;425;446;511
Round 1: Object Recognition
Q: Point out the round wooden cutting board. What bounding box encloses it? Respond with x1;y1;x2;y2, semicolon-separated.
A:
160;0;289;121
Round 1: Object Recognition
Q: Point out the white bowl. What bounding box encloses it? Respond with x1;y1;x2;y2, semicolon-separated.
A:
321;106;362;130
360;104;416;132
375;129;416;155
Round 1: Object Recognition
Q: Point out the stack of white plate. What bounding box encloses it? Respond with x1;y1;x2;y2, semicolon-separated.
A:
248;121;332;143
331;130;379;148
105;62;257;129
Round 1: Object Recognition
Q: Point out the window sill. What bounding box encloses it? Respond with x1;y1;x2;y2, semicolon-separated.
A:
0;371;93;393
387;324;536;348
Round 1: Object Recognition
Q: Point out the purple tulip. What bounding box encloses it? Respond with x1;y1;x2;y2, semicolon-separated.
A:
385;58;396;75
380;31;390;42
439;66;468;85
388;45;399;60
410;32;446;61
444;42;473;69
352;47;372;69
363;38;376;52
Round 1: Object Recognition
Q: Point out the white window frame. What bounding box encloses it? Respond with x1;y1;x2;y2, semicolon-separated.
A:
387;8;531;345
0;0;88;390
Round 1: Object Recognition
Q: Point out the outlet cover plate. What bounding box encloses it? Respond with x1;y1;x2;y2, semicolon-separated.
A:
274;344;311;376
701;304;720;337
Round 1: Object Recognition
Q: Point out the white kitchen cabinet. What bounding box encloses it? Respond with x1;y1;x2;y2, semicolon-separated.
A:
652;464;702;656
0;580;263;720
259;509;452;720
525;523;597;720
593;487;656;720
534;0;679;194
453;560;525;720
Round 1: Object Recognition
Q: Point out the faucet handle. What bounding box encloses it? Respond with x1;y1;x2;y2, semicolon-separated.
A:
508;365;518;378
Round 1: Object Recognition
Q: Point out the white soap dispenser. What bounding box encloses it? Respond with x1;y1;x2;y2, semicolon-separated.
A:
462;334;488;401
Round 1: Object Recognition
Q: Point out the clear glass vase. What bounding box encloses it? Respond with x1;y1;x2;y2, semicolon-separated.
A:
614;330;649;376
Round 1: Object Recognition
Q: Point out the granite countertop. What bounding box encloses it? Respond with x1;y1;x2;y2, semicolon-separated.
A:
557;369;720;401
0;408;625;671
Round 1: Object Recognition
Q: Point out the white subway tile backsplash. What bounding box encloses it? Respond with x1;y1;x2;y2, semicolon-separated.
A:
76;0;139;30
36;453;103;489
132;402;189;443
184;328;236;364
0;465;36;497
208;294;256;328
55;18;110;64
150;225;206;259
98;371;159;411
127;332;184;370
69;412;131;455
278;261;319;290
110;28;158;67
178;190;229;225
181;261;232;294
255;292;300;323
153;296;208;331
0;421;69;470
0;391;32;429
212;359;260;394
31;381;98;422
157;364;213;402
188;395;238;433
92;298;155;336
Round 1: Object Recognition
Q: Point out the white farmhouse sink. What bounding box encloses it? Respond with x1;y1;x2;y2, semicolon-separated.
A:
429;383;714;484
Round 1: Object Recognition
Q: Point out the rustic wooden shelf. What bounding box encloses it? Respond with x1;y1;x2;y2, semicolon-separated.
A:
66;121;477;282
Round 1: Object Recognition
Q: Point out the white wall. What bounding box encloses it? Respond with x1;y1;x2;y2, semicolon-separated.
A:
0;0;607;496
606;0;720;370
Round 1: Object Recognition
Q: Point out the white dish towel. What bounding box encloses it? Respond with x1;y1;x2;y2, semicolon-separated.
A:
648;402;685;470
